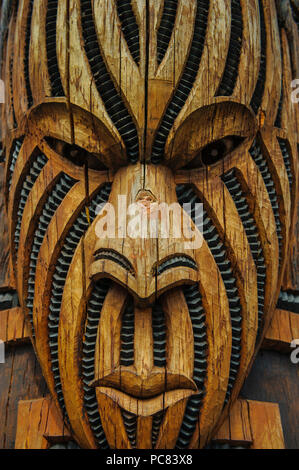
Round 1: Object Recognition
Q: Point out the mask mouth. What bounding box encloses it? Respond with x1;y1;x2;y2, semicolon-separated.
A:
96;387;198;417
85;280;202;416
90;369;198;398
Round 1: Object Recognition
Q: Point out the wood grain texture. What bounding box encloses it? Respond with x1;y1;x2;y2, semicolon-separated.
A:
241;349;299;449
212;399;253;447
0;163;10;287
0;307;30;344
15;396;71;449
0;344;48;449
262;309;299;353
248;400;285;449
212;398;285;449
0;0;298;450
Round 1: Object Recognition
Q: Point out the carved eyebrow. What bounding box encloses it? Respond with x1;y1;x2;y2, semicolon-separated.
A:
94;249;135;277
154;255;198;276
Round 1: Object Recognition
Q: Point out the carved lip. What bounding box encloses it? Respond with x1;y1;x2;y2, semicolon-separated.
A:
90;368;198;399
96;387;197;417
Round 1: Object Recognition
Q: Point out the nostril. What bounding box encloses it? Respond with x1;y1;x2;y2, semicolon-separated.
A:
153;255;198;276
94;249;135;276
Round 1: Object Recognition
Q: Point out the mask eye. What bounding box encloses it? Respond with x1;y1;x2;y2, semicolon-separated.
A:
45;137;109;171
183;136;244;170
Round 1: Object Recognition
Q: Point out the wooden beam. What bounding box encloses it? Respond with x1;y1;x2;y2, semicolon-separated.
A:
248;400;285;450
212;399;285;449
262;309;299;353
0;307;30;344
212;399;253;447
15;397;71;449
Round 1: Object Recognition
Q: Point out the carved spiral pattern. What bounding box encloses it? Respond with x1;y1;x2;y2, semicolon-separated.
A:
14;151;47;255
151;0;210;163
216;0;243;96
27;173;76;338
46;0;64;97
175;284;207;449
117;0;140;65
176;184;242;407
120;298;135;367
250;0;267;113
222;169;267;340
277;138;293;193
49;185;112;417
8;137;24;191
80;0;139;163
157;0;178;65
24;0;34;108
250;139;284;263
83;280;110;448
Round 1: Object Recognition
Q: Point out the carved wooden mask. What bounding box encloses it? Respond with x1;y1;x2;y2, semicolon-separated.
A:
1;0;299;449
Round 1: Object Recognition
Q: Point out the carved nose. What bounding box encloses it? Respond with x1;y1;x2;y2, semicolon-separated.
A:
90;163;200;303
135;189;157;206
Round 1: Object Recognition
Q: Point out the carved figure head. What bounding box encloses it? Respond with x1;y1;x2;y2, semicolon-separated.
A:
1;0;298;449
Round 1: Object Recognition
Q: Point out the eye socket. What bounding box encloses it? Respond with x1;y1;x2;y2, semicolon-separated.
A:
182;136;245;170
44;137;109;171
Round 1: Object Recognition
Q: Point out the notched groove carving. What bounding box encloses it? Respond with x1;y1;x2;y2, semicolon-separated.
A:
250;0;267;113
222;169;266;340
156;0;178;65
8;3;18;127
249;138;283;263
24;0;34;108
277;289;299;313
26;173;76;338
120;297;135;367
14;151;48;256
121;410;137;448
152;302;167;368
274;77;283;128
175;284;207;449
0;289;19;310
155;255;198;276
151;0;210;164
94;249;135;276
216;0;243;97
46;0;65;97
176;185;242;409
116;0;140;66
48;185;112;418
7;136;24;191
152;411;165;448
83;279;110;448
277;137;293;194
80;0;139;163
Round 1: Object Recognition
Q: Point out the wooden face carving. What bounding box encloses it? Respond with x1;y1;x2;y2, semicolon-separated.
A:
1;0;298;449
